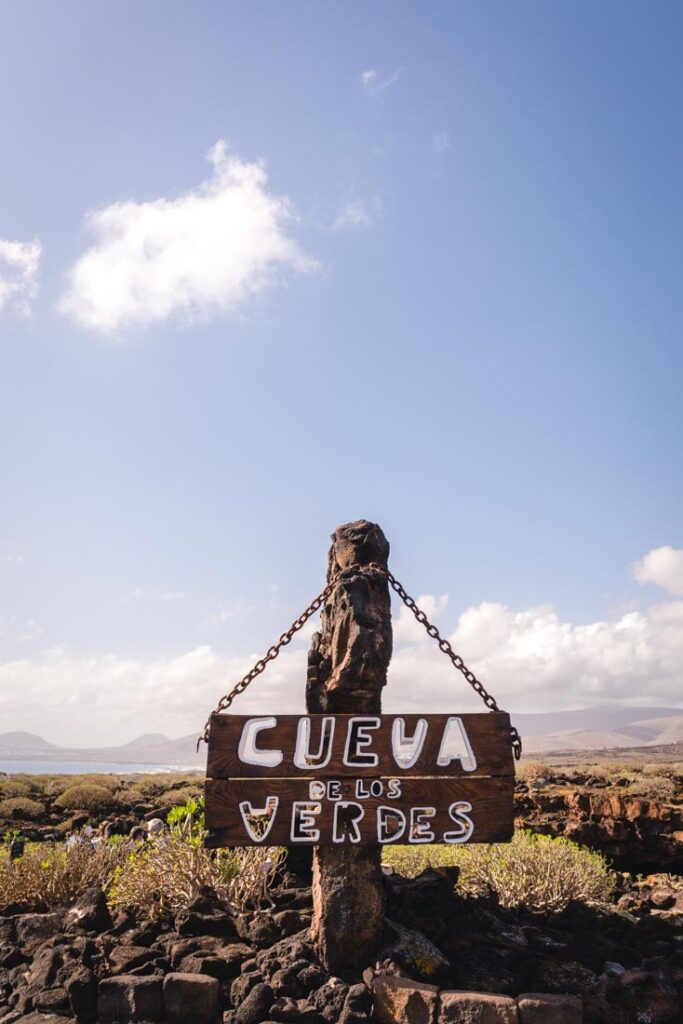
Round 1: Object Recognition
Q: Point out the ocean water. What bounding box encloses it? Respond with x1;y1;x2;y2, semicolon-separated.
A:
0;760;201;775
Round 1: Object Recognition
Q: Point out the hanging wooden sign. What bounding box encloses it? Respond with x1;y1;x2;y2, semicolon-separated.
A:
204;711;515;847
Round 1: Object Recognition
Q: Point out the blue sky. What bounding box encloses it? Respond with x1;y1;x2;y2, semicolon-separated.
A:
1;2;682;745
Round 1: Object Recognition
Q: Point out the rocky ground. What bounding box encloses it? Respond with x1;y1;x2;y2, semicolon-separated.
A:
3;765;682;877
516;771;683;877
0;861;682;1024
1;764;682;1023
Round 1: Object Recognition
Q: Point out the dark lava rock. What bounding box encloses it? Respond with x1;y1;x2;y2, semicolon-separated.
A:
97;975;164;1023
529;958;597;995
297;963;327;994
163;972;220;1024
64;888;112;935
234;981;273;1024
175;888;238;940
309;977;349;1023
64;966;97;1024
237;913;280;948
33;986;70;1014
231;971;263;1008
107;944;162;975
339;982;372;1024
15;914;64;954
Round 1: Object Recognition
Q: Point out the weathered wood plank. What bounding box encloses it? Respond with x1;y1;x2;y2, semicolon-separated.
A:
206;712;514;780
204;776;514;847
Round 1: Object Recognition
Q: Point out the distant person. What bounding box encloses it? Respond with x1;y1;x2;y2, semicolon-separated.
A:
9;837;24;860
147;817;169;847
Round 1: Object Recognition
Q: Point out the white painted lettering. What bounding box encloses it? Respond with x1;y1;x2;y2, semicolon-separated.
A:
333;801;364;843
238;796;279;842
377;806;406;843
238;718;283;769
409;807;436;843
443;801;474;844
436;716;477;771
290;801;321;843
343;717;380;768
391;717;428;769
293;716;335;770
386;778;402;799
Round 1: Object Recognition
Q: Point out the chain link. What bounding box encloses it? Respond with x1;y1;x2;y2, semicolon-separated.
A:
198;561;522;760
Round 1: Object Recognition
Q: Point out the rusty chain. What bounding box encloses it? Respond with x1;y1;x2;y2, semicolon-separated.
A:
198;562;522;759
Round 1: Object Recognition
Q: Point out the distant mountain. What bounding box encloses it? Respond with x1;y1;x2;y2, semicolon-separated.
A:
518;710;683;754
0;730;203;766
512;706;683;737
0;732;60;754
2;705;683;764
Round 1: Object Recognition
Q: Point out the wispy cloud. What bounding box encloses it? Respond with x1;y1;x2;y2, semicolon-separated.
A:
333;198;382;231
0;239;41;317
0;617;42;643
0;553;23;565
59;141;318;334
202;602;254;628
360;68;404;98
431;130;451;155
123;588;187;604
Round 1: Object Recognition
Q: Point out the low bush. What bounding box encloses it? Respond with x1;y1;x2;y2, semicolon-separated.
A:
516;761;553;783
107;835;281;918
626;776;676;801
0;841;125;909
0;797;44;820
54;783;116;812
0;780;32;799
383;830;615;912
156;786;202;808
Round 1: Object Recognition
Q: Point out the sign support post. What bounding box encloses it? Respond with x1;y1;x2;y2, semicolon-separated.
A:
202;519;519;973
306;519;391;972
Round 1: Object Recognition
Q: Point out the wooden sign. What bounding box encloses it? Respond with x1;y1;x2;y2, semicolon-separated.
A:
205;712;515;847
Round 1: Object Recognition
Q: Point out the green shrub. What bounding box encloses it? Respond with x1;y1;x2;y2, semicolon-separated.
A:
383;831;615;912
167;796;205;835
0;780;32;799
626;776;676;801
157;786;202;808
0;797;44;820
54;783;116;812
107;835;282;919
0;841;125;910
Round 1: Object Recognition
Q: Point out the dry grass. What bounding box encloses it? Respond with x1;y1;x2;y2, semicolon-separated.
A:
0;841;127;909
107;836;283;919
383;831;615;912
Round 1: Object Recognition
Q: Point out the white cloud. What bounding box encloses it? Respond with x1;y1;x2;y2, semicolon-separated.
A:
431;130;451;155
59;141;318;333
393;594;448;644
4;551;683;746
123;588;186;603
360;68;403;97
333;198;381;231
0;643;312;747
633;546;683;596
0;239;41;317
